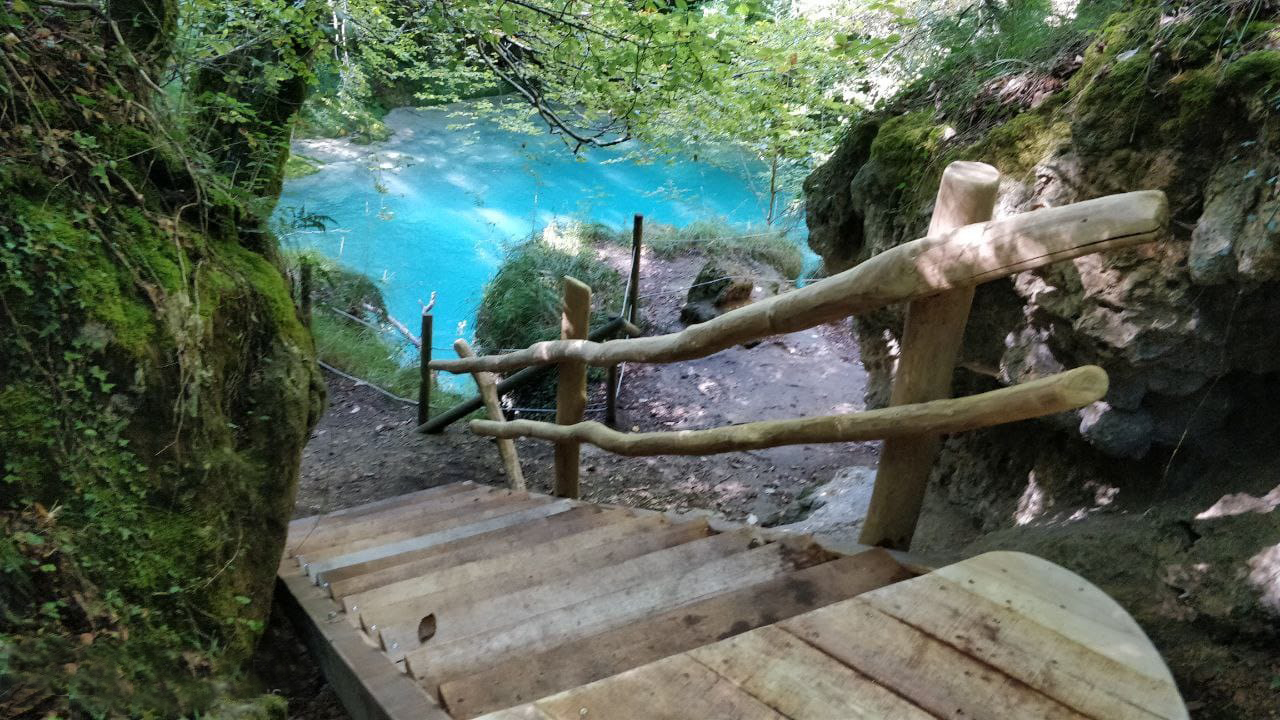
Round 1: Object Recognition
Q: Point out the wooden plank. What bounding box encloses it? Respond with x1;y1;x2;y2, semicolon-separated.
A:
308;500;574;581
860;160;999;550
406;540;814;688
471;366;1107;455
380;530;753;659
440;549;912;719
353;516;707;636
515;655;786;720
455;339;525;490
554;276;591;499
325;506;630;599
689;625;934;719
286;482;478;549
781;598;1090;719
432;191;1168;374
864;572;1186;719
294;487;526;559
277;564;451;720
930;551;1179;686
300;495;554;568
368;519;711;656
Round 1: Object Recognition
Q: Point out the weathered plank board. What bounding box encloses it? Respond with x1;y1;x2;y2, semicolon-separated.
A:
327;506;629;599
287;481;478;547
689;625;934;719
365;519;712;655
529;654;786;720
344;514;687;620
387;530;754;658
308;500;574;581
440;549;912;719
406;540;814;688
278;562;451;720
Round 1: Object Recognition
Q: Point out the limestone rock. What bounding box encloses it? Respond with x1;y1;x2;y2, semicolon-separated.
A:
680;257;764;325
775;466;877;546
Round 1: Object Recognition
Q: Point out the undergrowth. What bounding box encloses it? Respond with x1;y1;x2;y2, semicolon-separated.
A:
642;218;806;280
283;251;468;409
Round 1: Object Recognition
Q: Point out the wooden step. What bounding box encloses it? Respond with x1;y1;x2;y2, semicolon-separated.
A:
286;481;479;549
326;506;632;599
440;548;912;719
295;489;538;562
377;530;754;661
342;514;691;617
366;518;714;656
405;537;828;689
308;500;575;582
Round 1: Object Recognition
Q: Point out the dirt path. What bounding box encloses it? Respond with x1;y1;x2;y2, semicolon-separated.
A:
295;246;878;523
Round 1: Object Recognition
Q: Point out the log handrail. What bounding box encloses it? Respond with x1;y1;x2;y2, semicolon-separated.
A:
469;366;1107;456
431;191;1168;375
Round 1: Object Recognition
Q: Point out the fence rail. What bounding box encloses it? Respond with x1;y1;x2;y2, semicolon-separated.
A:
470;366;1107;455
424;162;1169;550
430;190;1167;375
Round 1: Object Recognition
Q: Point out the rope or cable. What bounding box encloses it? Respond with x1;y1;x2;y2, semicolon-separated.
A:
317;360;419;406
636;274;804;300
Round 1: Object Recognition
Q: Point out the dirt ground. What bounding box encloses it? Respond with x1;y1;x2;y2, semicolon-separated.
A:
268;246;878;718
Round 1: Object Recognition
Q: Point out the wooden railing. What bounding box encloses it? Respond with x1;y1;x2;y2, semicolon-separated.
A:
433;162;1170;550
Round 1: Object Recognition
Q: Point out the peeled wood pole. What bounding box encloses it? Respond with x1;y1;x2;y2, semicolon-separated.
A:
429;191;1169;375
471;366;1107;456
606;214;643;428
418;312;433;427
554;277;592;498
859;161;1002;551
454;339;525;490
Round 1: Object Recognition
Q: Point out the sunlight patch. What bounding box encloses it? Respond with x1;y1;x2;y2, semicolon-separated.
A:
1015;471;1046;526
1195;484;1280;520
1248;543;1280;613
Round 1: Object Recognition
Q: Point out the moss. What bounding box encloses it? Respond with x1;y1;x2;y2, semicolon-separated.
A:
284;153;323;178
868;111;945;177
1071;7;1160;92
966;110;1071;180
1222;50;1280;94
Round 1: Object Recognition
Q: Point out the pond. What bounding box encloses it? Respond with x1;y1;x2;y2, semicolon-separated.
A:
277;103;807;388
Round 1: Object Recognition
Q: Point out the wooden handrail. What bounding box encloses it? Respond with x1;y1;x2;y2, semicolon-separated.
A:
432;191;1168;374
469;366;1107;456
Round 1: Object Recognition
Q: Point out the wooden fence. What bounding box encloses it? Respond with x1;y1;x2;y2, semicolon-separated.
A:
432;162;1169;550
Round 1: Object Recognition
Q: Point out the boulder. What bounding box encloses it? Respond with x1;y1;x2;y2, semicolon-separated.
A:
680;257;762;325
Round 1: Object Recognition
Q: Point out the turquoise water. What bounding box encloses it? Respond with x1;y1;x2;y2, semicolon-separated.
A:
277;104;804;389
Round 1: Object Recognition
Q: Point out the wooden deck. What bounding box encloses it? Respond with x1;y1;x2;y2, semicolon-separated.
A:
277;481;1188;720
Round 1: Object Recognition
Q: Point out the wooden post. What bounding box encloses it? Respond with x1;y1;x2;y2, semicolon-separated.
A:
859;161;1001;551
554;276;591;499
455;339;525;490
300;259;313;327
628;214;643;326
418;312;433;427
605;215;643;428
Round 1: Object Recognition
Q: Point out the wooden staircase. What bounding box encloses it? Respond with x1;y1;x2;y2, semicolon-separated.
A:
277;481;1188;720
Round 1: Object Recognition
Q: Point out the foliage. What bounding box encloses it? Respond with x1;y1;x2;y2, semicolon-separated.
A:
476;231;624;356
475;227;623;404
642;219;807;279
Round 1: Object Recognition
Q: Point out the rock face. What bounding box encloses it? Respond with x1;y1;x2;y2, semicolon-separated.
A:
0;3;324;716
680;257;757;324
803;10;1279;716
